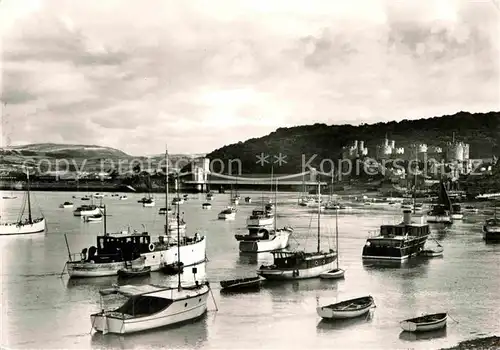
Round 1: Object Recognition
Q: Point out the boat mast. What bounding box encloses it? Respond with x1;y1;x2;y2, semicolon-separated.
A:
317;180;321;253
335;204;339;269
103;204;107;235
165;147;169;236
176;171;181;291
273;168;277;232
413;146;417;214
26;169;32;223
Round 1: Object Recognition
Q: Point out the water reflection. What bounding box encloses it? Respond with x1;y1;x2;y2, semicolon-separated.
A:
399;328;447;342
316;312;374;332
362;257;430;271
90;312;209;349
237;251;271;265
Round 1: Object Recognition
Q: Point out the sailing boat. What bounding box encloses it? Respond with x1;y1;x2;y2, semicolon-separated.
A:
298;173;314;207
231;177;240;205
90;205;210;334
142;175;155;207
166;158;186;232
236;173;292;253
483;202;500;242
0;170;46;235
257;181;337;280
218;182;237;220
320;209;345;279
426;181;453;224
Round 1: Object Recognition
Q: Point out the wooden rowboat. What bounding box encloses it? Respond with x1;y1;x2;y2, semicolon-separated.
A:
117;266;151;278
320;268;345;279
317;296;375;319
161;262;184;275
220;276;262;291
420;247;443;257
400;312;447;332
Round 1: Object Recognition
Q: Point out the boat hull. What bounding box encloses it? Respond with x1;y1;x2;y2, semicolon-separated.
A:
91;286;209;334
400;316;447;332
316;305;371;319
426;215;452;224
0;218;46;235
239;231;291;253
362;235;429;261
257;257;336;280
319;268;345;279
451;213;463;220
67;236;207;278
218;213;236;220
73;208;101;217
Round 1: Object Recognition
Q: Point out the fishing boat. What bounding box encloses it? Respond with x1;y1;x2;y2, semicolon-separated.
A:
91;266;210;334
316;296;375;319
66;151;206;278
244;196;251;203
60;201;74;208
201;202;212;209
257;182;337;280
320;209;345;279
400;313;447;332
0;170;46;236
483;206;500;242
220;276;263;291
362;210;430;261
427;182;453;224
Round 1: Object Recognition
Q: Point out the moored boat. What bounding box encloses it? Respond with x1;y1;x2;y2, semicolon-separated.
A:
90;277;210;334
483;217;500;242
362;210;430;261
317;296;375;319
119;195;128;200
0;171;46;236
73;205;100;217
84;213;103;222
60;201;74;208
202;202;212;209
220;276;263;291
218;207;236;220
143;198;155;207
244;196;251;203
257;182;337;280
463;205;478;213
117;266;151;278
320;208;345;279
427;182;453;224
400;312;447;332
161;261;184;275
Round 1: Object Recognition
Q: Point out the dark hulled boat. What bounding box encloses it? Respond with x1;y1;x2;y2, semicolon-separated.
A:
362;210;430;261
220;276;262;291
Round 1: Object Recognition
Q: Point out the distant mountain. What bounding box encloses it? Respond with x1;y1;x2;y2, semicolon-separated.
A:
2;143;131;159
0;143;203;174
207;111;500;174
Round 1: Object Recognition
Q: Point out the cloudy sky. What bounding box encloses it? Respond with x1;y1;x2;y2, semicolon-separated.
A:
1;0;499;155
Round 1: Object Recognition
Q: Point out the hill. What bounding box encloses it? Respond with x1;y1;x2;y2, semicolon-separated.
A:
0;143;201;174
207;111;500;174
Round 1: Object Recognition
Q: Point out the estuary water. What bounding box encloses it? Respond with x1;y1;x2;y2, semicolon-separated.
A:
0;191;499;349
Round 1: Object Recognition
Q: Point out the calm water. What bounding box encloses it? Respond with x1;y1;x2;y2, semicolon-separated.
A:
1;191;499;349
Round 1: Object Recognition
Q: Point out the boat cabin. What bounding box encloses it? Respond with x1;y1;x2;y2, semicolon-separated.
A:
378;223;430;239
83;232;152;263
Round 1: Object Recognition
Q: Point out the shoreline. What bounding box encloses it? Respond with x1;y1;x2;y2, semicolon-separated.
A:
440;336;500;350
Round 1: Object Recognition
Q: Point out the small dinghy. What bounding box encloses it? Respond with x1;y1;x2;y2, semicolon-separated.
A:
317;296;375;320
320;268;345;279
220;276;263;291
117;266;151;278
59;201;74;208
400;312;447;332
161;262;184;275
202;202;212;209
420;239;444;257
84;213;103;222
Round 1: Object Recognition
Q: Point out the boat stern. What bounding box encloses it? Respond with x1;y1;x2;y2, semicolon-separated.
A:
91;312;125;334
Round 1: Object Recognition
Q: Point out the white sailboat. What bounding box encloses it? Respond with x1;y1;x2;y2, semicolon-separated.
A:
257;181;337;280
320;208;345;279
218;186;237;220
0;170;46;235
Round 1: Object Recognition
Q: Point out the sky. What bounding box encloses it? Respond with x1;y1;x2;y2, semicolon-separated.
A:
1;0;499;155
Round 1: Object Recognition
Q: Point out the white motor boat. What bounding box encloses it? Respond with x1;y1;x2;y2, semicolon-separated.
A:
143;198;155;207
91;280;210;334
202;203;212;210
73;205;101;217
218;207;236;220
317;296;375;319
59;201;74;208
